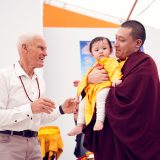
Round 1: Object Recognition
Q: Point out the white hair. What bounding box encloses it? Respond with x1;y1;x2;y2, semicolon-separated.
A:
17;33;44;51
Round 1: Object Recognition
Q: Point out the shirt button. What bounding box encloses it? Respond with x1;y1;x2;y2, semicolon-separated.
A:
31;117;32;120
27;114;29;117
15;120;17;122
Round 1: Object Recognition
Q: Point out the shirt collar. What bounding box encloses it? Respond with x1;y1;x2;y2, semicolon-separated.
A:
14;62;38;79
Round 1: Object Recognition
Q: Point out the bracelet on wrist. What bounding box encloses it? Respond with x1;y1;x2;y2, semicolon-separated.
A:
59;105;65;114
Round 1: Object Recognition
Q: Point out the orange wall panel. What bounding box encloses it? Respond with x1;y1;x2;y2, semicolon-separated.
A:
43;4;119;28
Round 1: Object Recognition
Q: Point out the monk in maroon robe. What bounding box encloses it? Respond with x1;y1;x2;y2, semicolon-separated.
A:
83;20;160;160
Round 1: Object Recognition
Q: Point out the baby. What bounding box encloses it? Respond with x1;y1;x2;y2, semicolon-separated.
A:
68;37;123;136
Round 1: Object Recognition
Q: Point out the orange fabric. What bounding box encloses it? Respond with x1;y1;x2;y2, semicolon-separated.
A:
38;126;63;160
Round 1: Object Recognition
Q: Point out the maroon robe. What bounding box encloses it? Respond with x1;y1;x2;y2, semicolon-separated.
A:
83;51;160;160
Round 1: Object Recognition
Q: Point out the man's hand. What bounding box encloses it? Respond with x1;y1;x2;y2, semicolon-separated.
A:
61;98;78;114
31;98;55;114
88;66;109;84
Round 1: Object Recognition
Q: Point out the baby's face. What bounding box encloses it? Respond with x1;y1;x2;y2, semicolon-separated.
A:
91;39;112;60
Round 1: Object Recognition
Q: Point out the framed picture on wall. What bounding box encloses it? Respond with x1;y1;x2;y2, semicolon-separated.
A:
79;41;95;78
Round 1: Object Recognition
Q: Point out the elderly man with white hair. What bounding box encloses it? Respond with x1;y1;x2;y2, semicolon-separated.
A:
0;33;77;160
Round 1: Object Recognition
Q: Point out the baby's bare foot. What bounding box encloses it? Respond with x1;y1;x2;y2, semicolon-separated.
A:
93;121;104;131
68;125;83;136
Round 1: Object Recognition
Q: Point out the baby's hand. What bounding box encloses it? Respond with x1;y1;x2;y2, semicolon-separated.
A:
112;80;122;87
73;80;80;87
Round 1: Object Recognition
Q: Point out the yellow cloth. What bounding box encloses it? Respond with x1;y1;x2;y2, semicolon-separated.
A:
77;57;125;125
38;126;63;160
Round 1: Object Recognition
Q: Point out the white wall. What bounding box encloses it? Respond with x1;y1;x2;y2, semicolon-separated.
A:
0;0;43;68
144;26;160;76
43;27;160;160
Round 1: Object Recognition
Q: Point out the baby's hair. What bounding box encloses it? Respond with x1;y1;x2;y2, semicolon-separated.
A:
89;37;112;53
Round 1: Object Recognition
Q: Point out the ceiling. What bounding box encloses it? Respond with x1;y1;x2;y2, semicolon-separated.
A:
44;0;160;29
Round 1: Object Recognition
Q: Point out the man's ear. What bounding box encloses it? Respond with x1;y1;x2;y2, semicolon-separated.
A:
136;39;143;49
22;43;28;52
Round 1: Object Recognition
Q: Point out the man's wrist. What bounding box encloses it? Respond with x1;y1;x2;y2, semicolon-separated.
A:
59;105;65;114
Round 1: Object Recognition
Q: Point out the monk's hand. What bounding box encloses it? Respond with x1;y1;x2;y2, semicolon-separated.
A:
112;80;122;87
31;98;55;114
88;66;109;84
61;98;79;114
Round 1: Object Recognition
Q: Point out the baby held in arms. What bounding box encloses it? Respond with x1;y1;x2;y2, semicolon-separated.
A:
68;37;123;136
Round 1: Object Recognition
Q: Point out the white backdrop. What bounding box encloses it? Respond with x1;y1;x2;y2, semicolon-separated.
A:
0;0;43;69
43;26;160;160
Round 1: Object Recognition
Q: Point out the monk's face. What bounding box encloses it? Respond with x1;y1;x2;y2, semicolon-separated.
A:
114;27;141;60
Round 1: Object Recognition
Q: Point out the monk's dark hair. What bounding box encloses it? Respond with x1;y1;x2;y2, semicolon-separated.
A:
89;37;112;53
121;20;146;46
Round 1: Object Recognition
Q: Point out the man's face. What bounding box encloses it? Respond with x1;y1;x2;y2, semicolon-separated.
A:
26;38;47;69
114;27;138;60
